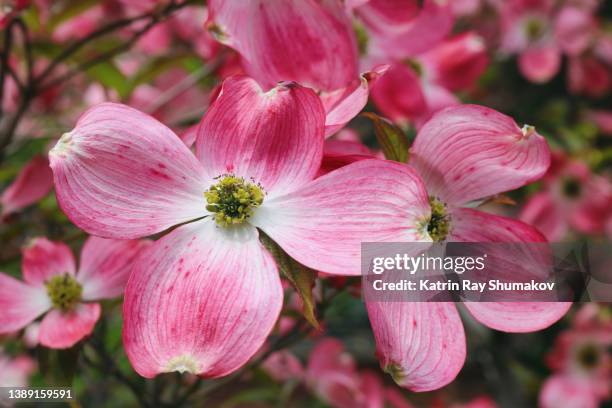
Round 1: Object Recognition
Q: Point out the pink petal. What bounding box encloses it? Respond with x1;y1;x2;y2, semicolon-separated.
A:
22;238;76;286
196;76;325;197
370;63;427;124
420;32;489;92
208;0;358;91
0;273;50;334
123;219;283;378
411;105;551;206
519;192;567;241
39;303;101;349
518;44;561;83
358;0;453;58
319;139;377;176
252;159;430;276
554;6;594;57
449;208;571;332
49;103;209;239
1;155;53;217
77;237;151;301
262;351;304;382
540;375;600;408
322;66;388;137
366;301;466;392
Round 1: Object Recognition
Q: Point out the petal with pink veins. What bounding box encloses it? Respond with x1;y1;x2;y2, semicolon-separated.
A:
49;103;209;239
410;105;551;206
123;219;283;378
77;237;151;301
321;66;389;137
449;208;571;332
208;0;358;91
196;76;325;197
365;301;466;392
1;156;53;217
22;238;76;286
38;303;101;349
0;274;50;334
252;159;430;276
518;44;561;84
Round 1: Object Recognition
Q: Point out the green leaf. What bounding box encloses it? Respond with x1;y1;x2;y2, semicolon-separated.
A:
259;232;319;329
86;61;130;99
362;112;410;163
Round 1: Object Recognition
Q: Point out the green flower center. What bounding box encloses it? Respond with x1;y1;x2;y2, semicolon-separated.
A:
205;175;264;227
577;344;600;369
405;58;423;77
46;273;82;312
525;18;545;40
562;177;581;198
425;197;450;242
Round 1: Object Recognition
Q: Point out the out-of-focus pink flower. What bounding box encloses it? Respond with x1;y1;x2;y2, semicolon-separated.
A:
366;105;570;391
319;138;379;176
49;76;430;378
370;32;488;126
540;304;612;408
451;396;499;408
520;153;612;240
554;6;596;56
52;6;103;42
0;0;30;29
306;338;384;408
567;55;612;98
589;110;612;136
0;237;149;349
0;349;35;387
540;375;601;408
1;156;53;218
355;0;454;60
498;0;563;83
262;351;304;382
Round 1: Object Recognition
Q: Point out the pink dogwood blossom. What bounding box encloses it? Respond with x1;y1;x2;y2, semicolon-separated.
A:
520;152;612;240
306;338;384;408
0;237;148;348
540;304;611;408
1;155;53;219
207;0;383;136
0;349;35;387
369;32;488;126
49;76;431;378
366;105;571;391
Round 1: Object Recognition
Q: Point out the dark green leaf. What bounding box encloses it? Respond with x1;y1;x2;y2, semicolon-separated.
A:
362;112;410;163
259;232;319;329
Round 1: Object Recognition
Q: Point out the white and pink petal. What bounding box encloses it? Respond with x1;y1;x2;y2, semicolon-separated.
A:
122;219;283;378
49;103;209;239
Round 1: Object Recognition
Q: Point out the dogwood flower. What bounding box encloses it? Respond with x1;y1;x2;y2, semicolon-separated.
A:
0;348;35;387
207;0;385;136
0;237;148;348
366;105;571;391
49;75;430;378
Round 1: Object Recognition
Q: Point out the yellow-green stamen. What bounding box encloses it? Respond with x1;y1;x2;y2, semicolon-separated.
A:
46;273;82;312
423;197;451;242
205;175;264;227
